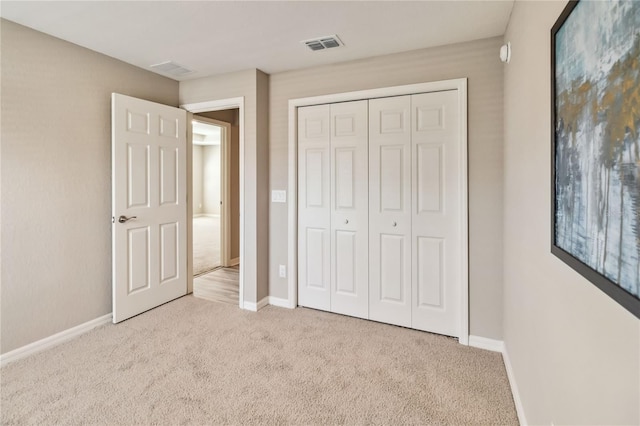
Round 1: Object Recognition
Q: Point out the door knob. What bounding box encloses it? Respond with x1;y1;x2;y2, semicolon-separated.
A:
392;221;397;227
345;219;349;224
118;215;137;224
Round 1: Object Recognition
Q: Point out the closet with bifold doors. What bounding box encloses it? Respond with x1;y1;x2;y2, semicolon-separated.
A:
297;88;463;338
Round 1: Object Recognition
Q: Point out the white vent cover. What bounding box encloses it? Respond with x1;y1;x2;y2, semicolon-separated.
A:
150;61;193;77
301;35;344;51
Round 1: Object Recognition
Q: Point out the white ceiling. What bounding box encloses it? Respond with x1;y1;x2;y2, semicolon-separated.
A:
1;1;514;81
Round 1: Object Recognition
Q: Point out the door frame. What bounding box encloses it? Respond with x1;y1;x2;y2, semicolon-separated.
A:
287;79;469;345
182;97;245;310
191;115;231;268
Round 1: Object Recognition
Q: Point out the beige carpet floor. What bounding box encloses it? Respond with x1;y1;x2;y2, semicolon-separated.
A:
193;216;220;276
0;296;518;425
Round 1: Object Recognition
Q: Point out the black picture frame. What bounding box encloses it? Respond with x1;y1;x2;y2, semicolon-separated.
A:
551;0;640;318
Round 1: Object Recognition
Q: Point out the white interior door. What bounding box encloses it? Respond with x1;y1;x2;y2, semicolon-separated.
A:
368;95;412;327
411;90;460;336
112;93;187;323
297;104;331;311
330;100;369;318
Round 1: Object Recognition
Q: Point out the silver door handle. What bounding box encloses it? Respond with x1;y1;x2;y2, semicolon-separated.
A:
344;219;349;224
118;215;137;224
392;221;397;227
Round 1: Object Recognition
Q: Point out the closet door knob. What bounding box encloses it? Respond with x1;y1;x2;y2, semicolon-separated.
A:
392;221;397;227
344;219;349;224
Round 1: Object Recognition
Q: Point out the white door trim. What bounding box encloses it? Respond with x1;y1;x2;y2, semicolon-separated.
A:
182;97;245;310
287;79;469;344
191;115;232;267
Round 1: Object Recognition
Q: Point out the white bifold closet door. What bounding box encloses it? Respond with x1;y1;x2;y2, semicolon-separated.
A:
330;100;369;318
366;90;462;336
368;95;412;327
298;89;462;338
411;90;461;337
297;105;331;311
298;101;369;316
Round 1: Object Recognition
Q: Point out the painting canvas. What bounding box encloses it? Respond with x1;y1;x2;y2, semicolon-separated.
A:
552;0;640;318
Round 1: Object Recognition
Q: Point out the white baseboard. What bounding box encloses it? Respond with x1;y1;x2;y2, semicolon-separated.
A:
0;313;112;367
469;336;526;424
243;296;269;312
229;257;240;266
244;296;294;311
244;296;292;310
268;296;293;308
502;346;527;426
468;335;505;353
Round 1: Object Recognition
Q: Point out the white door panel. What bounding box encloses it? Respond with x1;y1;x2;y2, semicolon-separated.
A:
368;96;412;327
112;93;187;323
160;222;179;282
411;90;460;336
330;100;368;318
298;105;331;311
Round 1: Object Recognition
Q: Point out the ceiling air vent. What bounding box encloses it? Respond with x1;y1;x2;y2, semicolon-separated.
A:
150;61;193;77
302;35;344;51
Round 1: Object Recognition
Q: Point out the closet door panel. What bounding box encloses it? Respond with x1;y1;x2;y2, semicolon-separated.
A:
298;105;331;311
369;96;412;327
379;234;407;301
411;90;460;336
330;100;369;318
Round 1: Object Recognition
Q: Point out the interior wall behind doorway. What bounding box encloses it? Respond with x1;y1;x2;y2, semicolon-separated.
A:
193;145;204;215
192;144;221;216
195;110;240;260
203;145;221;215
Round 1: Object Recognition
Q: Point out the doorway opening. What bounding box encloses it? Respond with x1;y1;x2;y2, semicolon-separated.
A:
192;117;225;276
191;110;241;306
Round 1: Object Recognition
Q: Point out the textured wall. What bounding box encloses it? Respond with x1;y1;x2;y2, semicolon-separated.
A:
192;145;204;214
229;124;240;260
503;1;640;424
269;37;505;339
256;71;270;301
203;146;221;215
0;20;179;353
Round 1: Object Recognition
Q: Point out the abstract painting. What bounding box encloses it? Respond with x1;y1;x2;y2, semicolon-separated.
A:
552;0;640;318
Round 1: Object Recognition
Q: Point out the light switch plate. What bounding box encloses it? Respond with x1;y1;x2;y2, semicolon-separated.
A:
271;190;286;203
279;264;287;278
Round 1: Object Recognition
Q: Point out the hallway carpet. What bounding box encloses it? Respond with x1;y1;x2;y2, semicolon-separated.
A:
193;215;220;276
0;296;517;425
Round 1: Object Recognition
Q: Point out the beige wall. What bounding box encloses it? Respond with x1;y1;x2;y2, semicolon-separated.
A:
198;109;238;126
256;70;270;301
202;146;221;215
269;37;505;339
0;20;179;353
503;1;640;424
229;124;240;260
180;70;269;302
192;145;204;214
